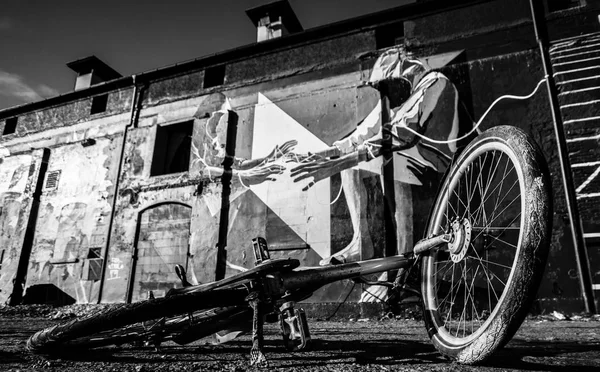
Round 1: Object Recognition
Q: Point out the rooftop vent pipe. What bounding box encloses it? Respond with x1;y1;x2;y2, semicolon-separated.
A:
246;0;304;42
66;56;122;91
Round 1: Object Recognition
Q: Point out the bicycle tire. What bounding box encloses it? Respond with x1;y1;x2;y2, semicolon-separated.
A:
421;125;552;364
27;286;249;353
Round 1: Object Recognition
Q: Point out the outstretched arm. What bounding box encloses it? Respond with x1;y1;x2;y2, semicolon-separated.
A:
201;163;285;187
290;144;382;191
237;140;298;170
333;100;382;155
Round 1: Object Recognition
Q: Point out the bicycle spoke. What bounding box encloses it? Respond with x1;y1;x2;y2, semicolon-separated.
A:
475;258;513;270
471;246;508;289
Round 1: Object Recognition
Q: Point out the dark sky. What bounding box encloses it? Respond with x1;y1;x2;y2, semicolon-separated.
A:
0;0;414;110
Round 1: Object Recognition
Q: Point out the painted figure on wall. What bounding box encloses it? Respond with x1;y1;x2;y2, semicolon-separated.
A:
289;46;470;299
192;96;297;187
189;94;303;279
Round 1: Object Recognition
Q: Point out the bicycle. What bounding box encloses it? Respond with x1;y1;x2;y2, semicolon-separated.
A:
26;125;552;366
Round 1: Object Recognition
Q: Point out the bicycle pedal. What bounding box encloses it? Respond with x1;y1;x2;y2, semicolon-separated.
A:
279;302;311;351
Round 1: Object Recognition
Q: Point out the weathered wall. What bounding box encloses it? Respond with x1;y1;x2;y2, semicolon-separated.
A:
24;136;121;304
5;88;133;137
0;0;596;310
0;150;44;303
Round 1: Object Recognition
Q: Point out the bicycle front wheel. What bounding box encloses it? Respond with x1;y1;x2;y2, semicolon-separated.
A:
421;126;551;364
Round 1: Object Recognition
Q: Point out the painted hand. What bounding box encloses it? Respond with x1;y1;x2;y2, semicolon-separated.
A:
238;164;285;186
266;140;298;162
291;154;357;191
286;145;341;164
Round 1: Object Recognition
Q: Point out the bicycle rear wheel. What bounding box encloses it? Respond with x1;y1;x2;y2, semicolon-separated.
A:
27;286;248;353
421;126;551;364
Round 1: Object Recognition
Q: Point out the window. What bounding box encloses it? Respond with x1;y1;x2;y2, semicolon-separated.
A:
376;22;404;50
547;0;583;12
150;121;193;176
90;94;108;114
87;248;102;259
45;170;61;190
3;117;17;135
203;65;226;88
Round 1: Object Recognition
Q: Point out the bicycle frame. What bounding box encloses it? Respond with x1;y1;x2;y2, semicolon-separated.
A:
160;233;451;367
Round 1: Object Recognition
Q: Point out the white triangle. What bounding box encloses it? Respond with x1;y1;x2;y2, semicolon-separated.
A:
251;93;331;258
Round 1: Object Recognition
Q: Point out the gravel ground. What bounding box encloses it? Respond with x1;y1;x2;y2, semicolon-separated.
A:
1;305;600;372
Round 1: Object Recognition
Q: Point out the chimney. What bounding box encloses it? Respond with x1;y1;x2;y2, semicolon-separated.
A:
66;56;122;91
246;0;303;42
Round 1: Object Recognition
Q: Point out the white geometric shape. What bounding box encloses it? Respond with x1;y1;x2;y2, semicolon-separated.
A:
251;93;331;258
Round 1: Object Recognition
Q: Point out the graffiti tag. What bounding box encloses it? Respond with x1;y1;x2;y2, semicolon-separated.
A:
107;257;124;280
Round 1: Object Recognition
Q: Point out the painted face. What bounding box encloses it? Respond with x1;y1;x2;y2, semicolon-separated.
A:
369;47;430;90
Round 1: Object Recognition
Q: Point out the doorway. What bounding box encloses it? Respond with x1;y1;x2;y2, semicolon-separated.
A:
128;202;192;302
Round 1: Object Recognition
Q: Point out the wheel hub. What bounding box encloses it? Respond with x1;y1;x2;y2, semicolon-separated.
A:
448;219;472;263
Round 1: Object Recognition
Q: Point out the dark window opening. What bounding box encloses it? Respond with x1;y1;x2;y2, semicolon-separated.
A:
3;117;17;135
150;121;193;176
87;248;102;259
203;65;226;89
91;94;108;115
547;0;583;12
376;22;404;50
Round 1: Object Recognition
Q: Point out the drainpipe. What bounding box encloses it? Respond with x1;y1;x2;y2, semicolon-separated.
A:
97;75;142;303
529;0;596;313
214;111;238;281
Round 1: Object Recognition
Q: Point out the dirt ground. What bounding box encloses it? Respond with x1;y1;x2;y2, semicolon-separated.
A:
1;308;599;372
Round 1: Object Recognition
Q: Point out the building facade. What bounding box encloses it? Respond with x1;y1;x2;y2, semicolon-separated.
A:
0;0;599;312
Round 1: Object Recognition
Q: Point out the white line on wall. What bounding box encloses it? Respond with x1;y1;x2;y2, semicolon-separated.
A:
551;47;600;61
557;74;600;86
564;115;600;125
560;86;600;96
553;55;600;67
554;65;600;77
561;99;600;109
572;161;600;168
551;41;600;56
576;166;600;194
567;134;600;143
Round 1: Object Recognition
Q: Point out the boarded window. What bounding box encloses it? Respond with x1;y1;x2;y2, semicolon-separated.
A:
90;94;108;114
150;121;193;176
3;117;17;135
203;65;226;88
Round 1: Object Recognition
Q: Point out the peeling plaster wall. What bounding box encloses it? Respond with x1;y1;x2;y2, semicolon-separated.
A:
0;151;43;303
25;136;121;304
5;88;133;137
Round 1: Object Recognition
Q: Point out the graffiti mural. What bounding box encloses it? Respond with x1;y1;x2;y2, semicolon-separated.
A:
200;46;471;302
